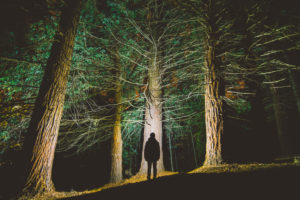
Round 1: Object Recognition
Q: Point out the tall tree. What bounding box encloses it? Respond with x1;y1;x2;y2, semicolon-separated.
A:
22;0;82;195
119;0;202;173
139;48;165;173
202;0;225;165
170;0;231;165
139;0;165;174
53;0;146;181
109;48;123;183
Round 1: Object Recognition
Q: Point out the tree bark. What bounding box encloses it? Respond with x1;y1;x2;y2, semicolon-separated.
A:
167;0;226;167
22;0;81;195
168;133;174;171
203;36;225;166
110;51;123;183
139;47;164;174
129;0;166;174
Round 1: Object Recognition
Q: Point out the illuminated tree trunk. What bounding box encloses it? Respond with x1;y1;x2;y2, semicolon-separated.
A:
22;0;81;195
139;48;164;174
110;52;123;183
167;0;226;166
137;0;165;175
203;26;225;166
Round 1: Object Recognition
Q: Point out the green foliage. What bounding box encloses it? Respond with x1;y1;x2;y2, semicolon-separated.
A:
233;99;251;114
0;5;59;151
1;0;299;170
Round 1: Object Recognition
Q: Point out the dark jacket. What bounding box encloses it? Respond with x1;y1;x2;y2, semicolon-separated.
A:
144;137;160;162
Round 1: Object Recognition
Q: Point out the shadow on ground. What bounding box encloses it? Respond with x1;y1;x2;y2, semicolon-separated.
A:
59;165;300;200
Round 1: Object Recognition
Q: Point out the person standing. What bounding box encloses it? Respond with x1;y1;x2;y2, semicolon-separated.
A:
144;132;160;180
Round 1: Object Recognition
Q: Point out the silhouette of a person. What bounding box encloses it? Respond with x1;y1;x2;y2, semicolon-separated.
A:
144;132;160;180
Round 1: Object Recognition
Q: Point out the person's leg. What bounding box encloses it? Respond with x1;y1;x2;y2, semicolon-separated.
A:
153;161;157;179
147;161;151;180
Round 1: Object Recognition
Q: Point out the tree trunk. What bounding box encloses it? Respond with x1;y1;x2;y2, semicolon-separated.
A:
174;146;178;171
270;86;291;156
168;133;174;171
288;69;300;115
139;48;164;174
196;0;225;166
203;43;225;166
189;129;198;167
22;0;81;195
110;51;123;183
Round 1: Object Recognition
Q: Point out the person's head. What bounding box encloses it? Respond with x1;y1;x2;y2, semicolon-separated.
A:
150;132;155;138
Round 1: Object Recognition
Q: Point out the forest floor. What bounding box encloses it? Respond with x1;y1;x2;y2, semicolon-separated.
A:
34;162;300;200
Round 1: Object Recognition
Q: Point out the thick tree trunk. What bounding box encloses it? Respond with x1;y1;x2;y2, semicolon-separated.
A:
139;49;164;174
22;0;81;195
110;52;123;183
198;0;225;166
203;44;225;166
